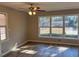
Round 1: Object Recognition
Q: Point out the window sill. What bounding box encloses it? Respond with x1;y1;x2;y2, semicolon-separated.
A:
39;36;79;40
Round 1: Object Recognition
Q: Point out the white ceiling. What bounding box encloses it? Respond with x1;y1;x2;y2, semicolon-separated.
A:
1;2;79;12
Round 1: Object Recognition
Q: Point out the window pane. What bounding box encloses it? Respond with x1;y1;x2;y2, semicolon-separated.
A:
65;16;78;38
39;17;50;27
0;27;6;40
0;14;6;26
51;16;63;36
39;17;50;36
40;28;50;36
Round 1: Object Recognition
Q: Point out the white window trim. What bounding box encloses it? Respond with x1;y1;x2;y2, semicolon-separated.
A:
38;14;79;40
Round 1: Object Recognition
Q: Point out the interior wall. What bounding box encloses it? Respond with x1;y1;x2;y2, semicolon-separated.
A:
0;5;28;56
27;9;79;46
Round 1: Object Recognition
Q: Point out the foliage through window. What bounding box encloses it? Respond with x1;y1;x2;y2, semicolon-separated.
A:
39;16;50;36
51;16;63;36
65;16;78;38
39;15;78;39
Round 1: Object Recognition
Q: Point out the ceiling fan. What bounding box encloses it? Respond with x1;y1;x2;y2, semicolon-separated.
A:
28;3;46;15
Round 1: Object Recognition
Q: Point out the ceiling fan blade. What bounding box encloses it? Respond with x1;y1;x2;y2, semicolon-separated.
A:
36;10;46;12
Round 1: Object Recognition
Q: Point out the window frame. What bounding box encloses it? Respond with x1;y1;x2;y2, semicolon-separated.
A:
50;16;64;37
38;16;51;38
63;14;79;40
38;14;79;40
0;12;8;41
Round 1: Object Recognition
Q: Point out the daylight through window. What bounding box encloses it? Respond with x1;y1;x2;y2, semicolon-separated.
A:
0;14;7;40
39;15;78;39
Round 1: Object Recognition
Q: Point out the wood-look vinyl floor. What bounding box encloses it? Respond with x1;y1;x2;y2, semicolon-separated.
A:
4;43;79;57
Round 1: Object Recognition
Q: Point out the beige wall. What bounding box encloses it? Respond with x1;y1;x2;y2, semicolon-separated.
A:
0;5;28;56
27;9;79;46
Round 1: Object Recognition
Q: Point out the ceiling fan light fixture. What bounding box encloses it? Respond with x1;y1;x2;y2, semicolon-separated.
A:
33;11;36;15
28;11;32;15
28;11;36;16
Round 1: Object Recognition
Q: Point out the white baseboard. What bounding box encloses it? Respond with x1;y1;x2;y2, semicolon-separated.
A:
1;41;28;57
17;41;28;47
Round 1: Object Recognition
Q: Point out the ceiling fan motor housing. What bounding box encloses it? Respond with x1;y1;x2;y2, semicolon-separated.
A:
29;6;40;11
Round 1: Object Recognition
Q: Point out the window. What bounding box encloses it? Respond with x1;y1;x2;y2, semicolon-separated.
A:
39;16;50;36
39;15;78;39
0;14;7;40
51;16;63;37
64;16;78;38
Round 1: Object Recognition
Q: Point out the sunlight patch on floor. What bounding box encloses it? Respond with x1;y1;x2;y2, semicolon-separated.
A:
50;53;58;56
11;43;21;51
50;47;69;57
58;47;69;52
11;48;21;51
47;46;54;49
21;50;37;54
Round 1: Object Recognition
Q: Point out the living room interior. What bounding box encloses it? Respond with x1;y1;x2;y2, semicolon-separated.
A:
0;2;79;57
